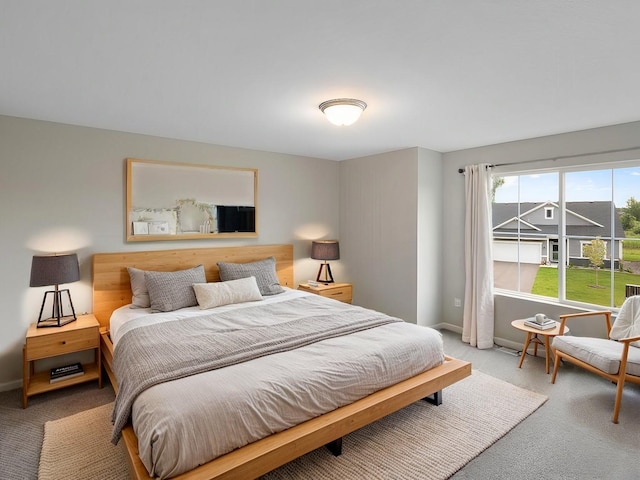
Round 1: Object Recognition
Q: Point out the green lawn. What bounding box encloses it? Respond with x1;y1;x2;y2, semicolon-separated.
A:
531;266;640;307
623;239;640;261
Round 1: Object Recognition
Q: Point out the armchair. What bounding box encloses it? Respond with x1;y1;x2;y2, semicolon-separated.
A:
551;296;640;423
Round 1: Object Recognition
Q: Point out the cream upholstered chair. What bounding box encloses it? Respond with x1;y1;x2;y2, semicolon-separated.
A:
551;295;640;423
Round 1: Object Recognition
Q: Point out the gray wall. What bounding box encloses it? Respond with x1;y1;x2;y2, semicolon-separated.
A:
440;120;640;349
0;115;341;389
339;149;418;322
339;147;444;327
417;148;444;327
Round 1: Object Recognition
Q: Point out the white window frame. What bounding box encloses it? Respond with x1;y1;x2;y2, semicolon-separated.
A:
492;158;640;310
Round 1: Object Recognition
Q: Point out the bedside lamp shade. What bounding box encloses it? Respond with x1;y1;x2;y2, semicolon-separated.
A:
30;253;80;327
311;240;340;284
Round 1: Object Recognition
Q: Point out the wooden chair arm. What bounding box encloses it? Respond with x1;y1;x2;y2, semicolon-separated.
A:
617;334;640;344
616;336;640;382
558;311;612;320
558;310;612;335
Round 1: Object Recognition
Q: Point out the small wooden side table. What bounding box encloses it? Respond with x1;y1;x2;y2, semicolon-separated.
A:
297;283;353;304
23;314;101;408
511;319;569;374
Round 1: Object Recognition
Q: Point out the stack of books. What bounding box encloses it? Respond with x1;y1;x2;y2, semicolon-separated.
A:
524;317;556;330
50;362;84;384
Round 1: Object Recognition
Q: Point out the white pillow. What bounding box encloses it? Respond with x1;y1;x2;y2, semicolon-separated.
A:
610;295;640;347
193;276;263;309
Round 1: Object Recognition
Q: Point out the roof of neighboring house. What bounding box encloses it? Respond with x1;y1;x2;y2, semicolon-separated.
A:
492;201;625;238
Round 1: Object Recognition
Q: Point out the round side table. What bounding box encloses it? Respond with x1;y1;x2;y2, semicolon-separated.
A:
511;319;569;374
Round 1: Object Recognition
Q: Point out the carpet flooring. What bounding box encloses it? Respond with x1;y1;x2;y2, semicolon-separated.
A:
38;370;546;480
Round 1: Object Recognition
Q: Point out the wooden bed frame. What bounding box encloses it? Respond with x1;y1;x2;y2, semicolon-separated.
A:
93;244;471;480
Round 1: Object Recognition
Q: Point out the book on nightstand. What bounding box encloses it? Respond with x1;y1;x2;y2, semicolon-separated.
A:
50;362;84;383
524;319;556;330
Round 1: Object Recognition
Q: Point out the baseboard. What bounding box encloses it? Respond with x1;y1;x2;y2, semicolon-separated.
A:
0;379;22;393
493;336;526;352
434;324;525;353
432;322;462;334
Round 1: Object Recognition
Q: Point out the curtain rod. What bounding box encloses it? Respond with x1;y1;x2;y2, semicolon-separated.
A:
457;145;640;174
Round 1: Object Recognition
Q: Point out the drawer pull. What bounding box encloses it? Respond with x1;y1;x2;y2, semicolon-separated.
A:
330;291;343;295
61;341;66;345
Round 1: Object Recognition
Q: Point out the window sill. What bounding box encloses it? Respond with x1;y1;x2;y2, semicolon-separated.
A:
493;289;620;313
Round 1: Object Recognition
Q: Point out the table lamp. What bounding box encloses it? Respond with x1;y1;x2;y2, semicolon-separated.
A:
30;253;80;327
311;240;340;284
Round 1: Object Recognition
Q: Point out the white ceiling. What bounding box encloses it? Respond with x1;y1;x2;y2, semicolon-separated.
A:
2;1;640;161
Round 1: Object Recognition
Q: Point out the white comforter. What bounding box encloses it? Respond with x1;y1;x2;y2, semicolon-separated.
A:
111;289;444;479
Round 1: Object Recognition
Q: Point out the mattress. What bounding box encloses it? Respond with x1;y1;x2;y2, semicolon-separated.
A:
111;289;444;479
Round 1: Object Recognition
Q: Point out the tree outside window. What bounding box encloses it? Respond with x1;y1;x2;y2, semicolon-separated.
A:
583;237;607;288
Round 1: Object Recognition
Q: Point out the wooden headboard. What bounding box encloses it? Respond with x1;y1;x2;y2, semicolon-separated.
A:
92;244;294;330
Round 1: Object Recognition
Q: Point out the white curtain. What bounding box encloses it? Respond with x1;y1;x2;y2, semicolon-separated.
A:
462;164;495;349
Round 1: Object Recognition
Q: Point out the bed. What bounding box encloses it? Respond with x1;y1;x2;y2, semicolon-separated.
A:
93;244;471;480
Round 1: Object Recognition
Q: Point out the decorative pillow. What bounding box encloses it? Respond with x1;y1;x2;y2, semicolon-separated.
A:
217;256;285;296
144;265;206;312
193;276;263;309
127;267;151;308
610;295;640;347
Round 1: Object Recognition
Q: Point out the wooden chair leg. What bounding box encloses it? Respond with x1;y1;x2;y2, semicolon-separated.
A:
613;377;626;424
613;343;632;424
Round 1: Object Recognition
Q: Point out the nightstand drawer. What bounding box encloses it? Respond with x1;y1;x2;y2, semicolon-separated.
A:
298;283;353;304
26;327;99;360
319;285;353;303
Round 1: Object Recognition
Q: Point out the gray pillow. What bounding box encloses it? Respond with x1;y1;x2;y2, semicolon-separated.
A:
217;257;284;296
127;267;151;308
145;265;206;312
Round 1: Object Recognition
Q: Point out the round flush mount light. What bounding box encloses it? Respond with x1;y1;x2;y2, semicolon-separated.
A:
319;98;367;126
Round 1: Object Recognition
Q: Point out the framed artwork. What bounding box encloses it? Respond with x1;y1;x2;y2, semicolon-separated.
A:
126;158;258;242
132;221;149;235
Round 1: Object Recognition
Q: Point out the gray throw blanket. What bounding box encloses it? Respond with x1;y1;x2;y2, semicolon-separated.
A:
111;296;401;443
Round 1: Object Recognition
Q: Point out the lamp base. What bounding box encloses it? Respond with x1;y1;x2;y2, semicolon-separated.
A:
316;262;335;285
36;289;77;328
37;315;77;328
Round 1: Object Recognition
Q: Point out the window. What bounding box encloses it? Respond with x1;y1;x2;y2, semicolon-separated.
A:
580;240;608;259
492;164;640;309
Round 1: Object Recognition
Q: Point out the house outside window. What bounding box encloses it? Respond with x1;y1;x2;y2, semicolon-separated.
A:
492;164;640;309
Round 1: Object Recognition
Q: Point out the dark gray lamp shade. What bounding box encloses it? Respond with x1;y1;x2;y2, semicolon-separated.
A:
311;240;339;284
311;240;340;261
30;253;80;327
30;253;80;287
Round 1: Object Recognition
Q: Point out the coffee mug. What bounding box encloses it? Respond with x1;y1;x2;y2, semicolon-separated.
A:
535;313;546;324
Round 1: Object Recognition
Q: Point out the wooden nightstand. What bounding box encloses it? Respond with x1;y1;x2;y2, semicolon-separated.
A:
298;282;353;304
22;314;101;408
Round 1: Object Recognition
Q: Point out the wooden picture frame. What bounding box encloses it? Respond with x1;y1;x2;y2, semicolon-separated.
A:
126;158;258;242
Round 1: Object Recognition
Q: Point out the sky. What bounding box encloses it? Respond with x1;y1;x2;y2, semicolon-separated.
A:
494;166;640;206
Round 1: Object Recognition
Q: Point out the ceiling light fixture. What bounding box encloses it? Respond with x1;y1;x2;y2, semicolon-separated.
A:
319;98;367;126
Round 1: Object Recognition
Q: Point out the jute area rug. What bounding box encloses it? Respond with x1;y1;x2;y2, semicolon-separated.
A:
39;371;547;480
